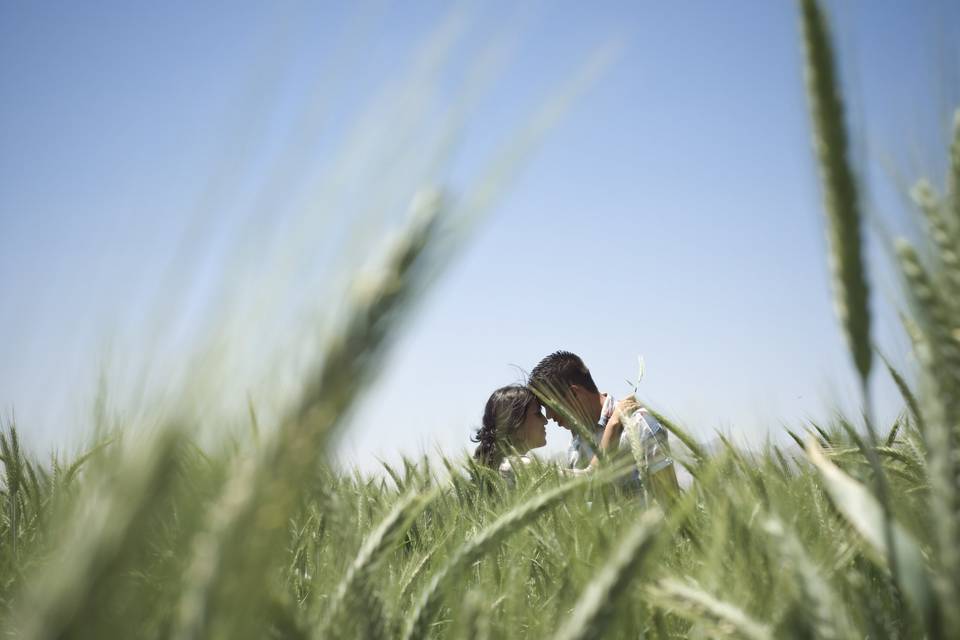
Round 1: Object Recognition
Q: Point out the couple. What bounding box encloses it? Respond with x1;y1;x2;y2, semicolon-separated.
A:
472;350;680;506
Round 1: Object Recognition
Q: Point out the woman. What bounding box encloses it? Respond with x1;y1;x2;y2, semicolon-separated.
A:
472;384;547;479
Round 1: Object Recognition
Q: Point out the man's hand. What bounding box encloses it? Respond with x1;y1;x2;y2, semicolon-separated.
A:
599;396;639;453
614;396;640;421
587;396;641;467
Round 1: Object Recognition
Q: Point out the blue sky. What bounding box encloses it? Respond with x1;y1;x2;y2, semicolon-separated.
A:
1;1;958;468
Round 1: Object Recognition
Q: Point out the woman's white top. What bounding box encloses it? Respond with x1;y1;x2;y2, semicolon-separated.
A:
498;454;534;485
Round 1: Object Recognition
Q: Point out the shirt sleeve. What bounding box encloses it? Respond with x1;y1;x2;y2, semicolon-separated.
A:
568;437;582;469
568;435;598;469
637;409;673;475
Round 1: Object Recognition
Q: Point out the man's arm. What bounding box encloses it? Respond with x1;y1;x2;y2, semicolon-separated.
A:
588;397;639;467
597;400;682;510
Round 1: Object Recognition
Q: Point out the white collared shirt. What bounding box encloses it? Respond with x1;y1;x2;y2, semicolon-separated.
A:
567;393;673;479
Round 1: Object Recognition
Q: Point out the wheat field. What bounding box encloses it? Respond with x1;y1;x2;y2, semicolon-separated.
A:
2;1;959;638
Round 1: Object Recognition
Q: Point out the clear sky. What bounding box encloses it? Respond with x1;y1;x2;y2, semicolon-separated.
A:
2;1;958;469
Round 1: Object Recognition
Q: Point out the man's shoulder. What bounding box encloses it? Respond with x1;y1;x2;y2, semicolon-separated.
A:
637;407;663;434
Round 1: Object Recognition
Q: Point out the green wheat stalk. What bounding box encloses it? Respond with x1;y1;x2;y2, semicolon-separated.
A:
798;2;909;613
949;110;960;228
320;488;436;635
649;578;773;640
763;516;849;639
878;351;925;433
552;509;662;640
805;437;936;632
911;180;960;312
16;429;183;640
173;190;445;640
895;241;960;632
800;0;872;385
401;461;635;640
0;425;22;562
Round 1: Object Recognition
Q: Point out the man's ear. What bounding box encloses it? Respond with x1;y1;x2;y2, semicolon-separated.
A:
566;385;592;424
569;384;586;400
568;385;589;411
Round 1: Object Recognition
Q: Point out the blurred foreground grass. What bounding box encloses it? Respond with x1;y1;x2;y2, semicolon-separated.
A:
0;412;940;639
2;1;960;638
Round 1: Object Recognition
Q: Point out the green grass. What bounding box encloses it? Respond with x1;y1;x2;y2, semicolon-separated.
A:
0;413;943;639
2;1;960;638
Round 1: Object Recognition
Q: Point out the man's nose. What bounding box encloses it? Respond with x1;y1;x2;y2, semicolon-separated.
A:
545;407;557;421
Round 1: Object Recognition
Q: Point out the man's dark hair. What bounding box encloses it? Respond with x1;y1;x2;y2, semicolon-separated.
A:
528;350;598;395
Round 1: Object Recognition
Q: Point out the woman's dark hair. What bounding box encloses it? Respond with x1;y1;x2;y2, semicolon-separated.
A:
472;385;538;468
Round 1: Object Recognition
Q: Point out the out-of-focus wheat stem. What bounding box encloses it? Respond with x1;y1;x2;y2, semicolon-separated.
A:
911;180;960;313
321;489;435;635
798;0;908;608
649;578;773;640
173;189;445;640
806;436;937;631
895;241;960;632
878;351;924;433
763;517;848;639
0;425;21;561
800;0;872;386
552;510;661;640
949;110;960;229
17;429;182;640
401;461;634;640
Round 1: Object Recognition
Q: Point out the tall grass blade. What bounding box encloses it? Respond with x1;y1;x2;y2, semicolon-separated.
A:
895;240;960;633
401;461;634;640
16;430;183;640
456;590;491;640
0;426;22;561
895;242;960;391
950;110;960;228
799;0;872;385
805;438;936;632
650;578;772;640
878;351;924;433
322;489;436;632
763;517;848;639
647;408;706;469
174;191;446;640
912;180;960;308
552;510;662;640
799;4;908;616
63;437;115;486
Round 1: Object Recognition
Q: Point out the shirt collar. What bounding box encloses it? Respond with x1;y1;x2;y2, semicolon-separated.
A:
597;393;615;429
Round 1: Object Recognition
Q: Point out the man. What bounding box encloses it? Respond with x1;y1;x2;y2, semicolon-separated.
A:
528;350;680;508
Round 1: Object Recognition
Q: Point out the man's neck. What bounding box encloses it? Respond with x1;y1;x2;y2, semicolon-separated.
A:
591;392;607;426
